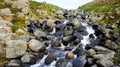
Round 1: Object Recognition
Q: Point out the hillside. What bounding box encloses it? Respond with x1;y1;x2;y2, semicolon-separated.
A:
78;0;120;65
79;0;120;30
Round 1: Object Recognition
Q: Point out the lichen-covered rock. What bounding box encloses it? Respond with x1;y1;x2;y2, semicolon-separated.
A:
6;40;27;58
28;39;46;52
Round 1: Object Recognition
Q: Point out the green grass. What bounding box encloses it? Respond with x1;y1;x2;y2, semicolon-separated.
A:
29;0;62;18
29;0;42;19
12;16;26;32
0;0;4;3
79;2;114;13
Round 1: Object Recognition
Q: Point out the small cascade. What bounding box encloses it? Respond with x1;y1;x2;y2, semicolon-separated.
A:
30;20;97;67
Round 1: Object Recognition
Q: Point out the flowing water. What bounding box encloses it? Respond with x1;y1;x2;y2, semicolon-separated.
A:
30;20;97;67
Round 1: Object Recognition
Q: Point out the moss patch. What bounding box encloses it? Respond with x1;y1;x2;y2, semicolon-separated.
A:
0;58;9;67
12;16;26;32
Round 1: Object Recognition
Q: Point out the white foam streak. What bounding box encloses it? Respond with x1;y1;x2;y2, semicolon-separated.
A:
81;22;96;49
30;55;48;67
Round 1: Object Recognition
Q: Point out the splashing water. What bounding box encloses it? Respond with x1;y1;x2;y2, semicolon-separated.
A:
30;21;96;67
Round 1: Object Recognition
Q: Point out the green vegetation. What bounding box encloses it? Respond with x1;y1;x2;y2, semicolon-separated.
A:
79;0;120;30
29;0;62;18
0;0;4;3
0;58;9;67
29;0;42;19
12;16;26;32
80;3;113;13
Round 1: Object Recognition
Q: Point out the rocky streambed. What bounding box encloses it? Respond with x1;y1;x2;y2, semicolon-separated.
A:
2;10;120;67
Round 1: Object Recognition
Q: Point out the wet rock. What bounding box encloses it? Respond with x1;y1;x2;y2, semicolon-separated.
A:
87;58;94;65
75;25;86;32
72;58;84;67
64;30;73;36
62;36;76;44
97;59;113;67
56;58;68;67
6;40;27;58
55;31;64;37
74;32;83;40
8;60;21;67
66;52;74;59
51;39;61;48
72;18;80;26
87;49;96;56
91;64;98;67
29;39;46;52
45;53;57;65
33;29;46;38
21;53;36;64
56;24;65;31
113;32;119;38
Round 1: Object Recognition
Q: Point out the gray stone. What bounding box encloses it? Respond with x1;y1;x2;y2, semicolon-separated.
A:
17;12;25;18
97;59;113;67
8;60;21;67
6;40;27;58
29;39;45;52
21;53;36;64
94;46;109;51
46;19;56;28
18;34;30;42
22;6;30;14
72;18;80;26
93;51;115;60
33;29;46;38
87;49;96;56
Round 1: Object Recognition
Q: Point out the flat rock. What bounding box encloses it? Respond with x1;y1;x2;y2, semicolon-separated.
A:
29;39;45;52
6;40;27;58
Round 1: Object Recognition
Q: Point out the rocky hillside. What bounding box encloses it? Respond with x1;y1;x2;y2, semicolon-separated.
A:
0;0;63;66
79;0;120;29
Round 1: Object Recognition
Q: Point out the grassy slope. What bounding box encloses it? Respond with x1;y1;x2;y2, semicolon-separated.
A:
79;0;120;64
79;0;120;30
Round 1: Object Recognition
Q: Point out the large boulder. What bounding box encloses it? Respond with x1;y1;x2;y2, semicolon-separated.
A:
28;39;46;52
6;40;27;58
0;8;13;21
